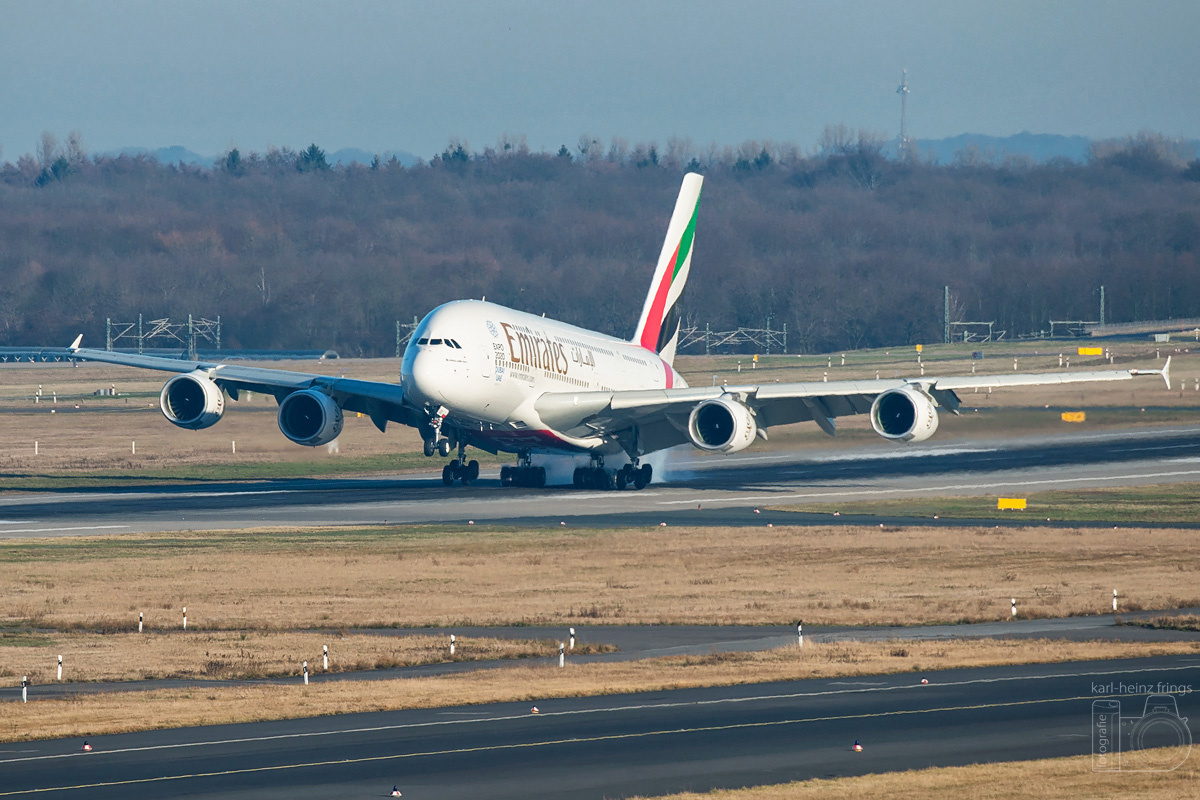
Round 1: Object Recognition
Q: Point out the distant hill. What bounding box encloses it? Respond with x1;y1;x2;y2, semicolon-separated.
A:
327;147;419;167
104;145;418;169
886;132;1200;165
881;132;1091;164
111;145;216;168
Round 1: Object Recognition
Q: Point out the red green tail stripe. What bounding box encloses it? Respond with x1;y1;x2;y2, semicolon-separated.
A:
639;201;699;351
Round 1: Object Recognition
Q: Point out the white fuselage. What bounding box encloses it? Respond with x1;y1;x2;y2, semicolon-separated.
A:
400;300;685;454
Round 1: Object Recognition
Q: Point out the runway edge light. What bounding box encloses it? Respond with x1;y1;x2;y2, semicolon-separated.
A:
853;740;863;752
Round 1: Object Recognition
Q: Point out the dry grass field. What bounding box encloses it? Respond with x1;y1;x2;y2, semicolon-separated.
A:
628;747;1197;800
0;631;591;683
5;638;1198;743
2;523;1199;686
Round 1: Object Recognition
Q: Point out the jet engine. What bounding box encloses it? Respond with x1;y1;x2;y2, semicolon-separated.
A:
870;385;939;442
160;372;225;430
687;395;757;454
277;389;344;446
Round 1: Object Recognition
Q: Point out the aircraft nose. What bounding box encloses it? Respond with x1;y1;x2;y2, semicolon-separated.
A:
407;350;447;405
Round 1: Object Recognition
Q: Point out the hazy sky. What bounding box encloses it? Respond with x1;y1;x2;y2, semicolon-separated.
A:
2;0;1197;160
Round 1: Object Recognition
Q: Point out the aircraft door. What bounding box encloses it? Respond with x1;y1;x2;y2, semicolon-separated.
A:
479;343;492;378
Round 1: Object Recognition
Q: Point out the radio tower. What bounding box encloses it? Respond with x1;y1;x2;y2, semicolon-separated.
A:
896;69;911;161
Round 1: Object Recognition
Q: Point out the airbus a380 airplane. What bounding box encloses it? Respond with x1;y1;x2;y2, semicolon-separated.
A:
62;173;1170;490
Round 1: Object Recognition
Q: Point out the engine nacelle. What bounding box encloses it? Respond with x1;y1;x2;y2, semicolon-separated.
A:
870;385;940;442
687;395;758;454
277;389;344;447
160;372;225;430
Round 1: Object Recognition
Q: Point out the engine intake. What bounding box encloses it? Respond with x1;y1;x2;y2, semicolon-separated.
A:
870;385;939;442
687;395;757;454
160;372;225;430
277;389;343;446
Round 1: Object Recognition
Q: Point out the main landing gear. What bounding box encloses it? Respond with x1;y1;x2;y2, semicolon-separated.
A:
573;455;651;491
441;440;479;486
500;450;546;488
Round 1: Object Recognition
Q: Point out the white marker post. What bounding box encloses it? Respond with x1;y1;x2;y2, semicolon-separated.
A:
569;628;576;651
1113;589;1118;612
303;660;309;686
323;644;329;671
558;642;565;669
797;621;803;648
34;441;38;456
232;440;236;454
57;655;62;682
182;607;187;630
1011;598;1017;618
131;441;135;455
138;611;143;633
22;676;27;704
450;634;456;656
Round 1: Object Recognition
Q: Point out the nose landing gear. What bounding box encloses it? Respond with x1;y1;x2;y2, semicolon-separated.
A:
423;406;452;458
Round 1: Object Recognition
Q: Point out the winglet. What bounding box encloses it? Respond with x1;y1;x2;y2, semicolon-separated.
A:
68;334;83;352
1130;355;1171;390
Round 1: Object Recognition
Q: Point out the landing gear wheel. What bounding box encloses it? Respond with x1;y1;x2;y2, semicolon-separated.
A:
465;460;479;483
633;463;652;490
616;469;628;490
442;462;456;486
437;438;452;457
573;467;586;489
423;439;435;457
500;464;548;488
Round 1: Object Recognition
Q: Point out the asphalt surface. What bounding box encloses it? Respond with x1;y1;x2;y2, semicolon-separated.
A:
4;426;1200;796
3;426;1200;536
3;654;1199;799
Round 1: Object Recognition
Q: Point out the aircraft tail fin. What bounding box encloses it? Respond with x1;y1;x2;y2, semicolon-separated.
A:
632;172;703;364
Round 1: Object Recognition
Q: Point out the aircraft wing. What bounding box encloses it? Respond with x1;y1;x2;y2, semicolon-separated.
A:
59;342;423;432
534;360;1171;453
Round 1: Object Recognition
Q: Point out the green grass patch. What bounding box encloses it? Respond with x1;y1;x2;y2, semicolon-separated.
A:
770;483;1200;524
0;451;509;490
1121;614;1200;632
0;632;55;648
0;523;585;564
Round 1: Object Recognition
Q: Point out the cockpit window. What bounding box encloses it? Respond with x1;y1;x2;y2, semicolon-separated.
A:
416;338;429;345
447;339;462;349
428;338;443;345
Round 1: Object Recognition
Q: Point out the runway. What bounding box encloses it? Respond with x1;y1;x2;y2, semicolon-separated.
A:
2;426;1200;535
3;655;1198;799
3;428;1200;796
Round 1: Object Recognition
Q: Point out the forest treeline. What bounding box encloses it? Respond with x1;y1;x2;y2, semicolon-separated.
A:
1;129;1198;355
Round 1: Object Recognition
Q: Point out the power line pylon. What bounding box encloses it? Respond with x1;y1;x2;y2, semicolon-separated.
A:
897;69;911;161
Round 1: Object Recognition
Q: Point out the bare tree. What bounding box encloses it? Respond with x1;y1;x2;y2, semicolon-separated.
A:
817;124;854;156
65;130;87;168
37;131;58;169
